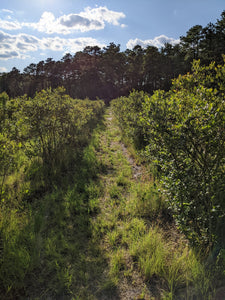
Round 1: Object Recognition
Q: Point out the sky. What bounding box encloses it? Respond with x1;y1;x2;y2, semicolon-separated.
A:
0;0;224;73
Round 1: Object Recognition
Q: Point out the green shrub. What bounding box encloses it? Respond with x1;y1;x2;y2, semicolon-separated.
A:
113;60;225;248
141;60;225;247
0;88;105;298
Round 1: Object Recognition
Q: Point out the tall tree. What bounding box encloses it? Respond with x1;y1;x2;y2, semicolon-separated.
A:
180;25;203;63
125;45;145;91
143;46;164;93
215;11;225;64
101;43;126;100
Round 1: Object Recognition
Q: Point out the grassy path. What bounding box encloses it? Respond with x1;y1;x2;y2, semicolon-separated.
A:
89;107;215;299
89;107;186;299
4;106;215;299
91;108;154;299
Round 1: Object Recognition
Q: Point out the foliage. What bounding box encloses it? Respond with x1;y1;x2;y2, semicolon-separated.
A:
4;87;104;181
0;88;105;298
0;133;17;200
142;60;225;247
113;60;225;249
0;92;9;130
111;90;148;149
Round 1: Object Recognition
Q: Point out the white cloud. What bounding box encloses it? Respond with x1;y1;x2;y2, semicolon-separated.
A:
29;11;104;34
40;36;105;53
127;35;180;49
80;6;125;26
0;50;19;59
0;30;105;60
59;13;103;32
0;9;20;30
0;6;126;34
0;19;21;30
27;11;57;34
1;9;13;14
0;66;7;72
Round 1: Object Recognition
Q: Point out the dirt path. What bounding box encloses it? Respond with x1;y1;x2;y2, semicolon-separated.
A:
106;110;143;180
93;108;154;300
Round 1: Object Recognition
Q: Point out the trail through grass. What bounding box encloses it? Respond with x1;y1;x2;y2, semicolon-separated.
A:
1;106;216;299
91;107;217;299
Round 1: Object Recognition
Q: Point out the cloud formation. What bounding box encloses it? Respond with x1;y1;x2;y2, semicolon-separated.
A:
1;9;13;14
0;6;124;61
59;13;103;32
0;6;126;34
0;30;105;60
0;66;7;72
0;19;21;30
127;35;180;49
80;6;125;26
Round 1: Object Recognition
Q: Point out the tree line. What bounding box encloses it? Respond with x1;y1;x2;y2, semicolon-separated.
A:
1;11;225;101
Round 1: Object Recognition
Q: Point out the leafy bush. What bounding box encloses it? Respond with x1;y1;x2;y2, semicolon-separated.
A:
141;60;225;246
111;90;148;149
113;60;225;248
0;133;17;200
0;88;105;298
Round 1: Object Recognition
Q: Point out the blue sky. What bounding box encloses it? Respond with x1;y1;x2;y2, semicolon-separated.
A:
0;0;224;72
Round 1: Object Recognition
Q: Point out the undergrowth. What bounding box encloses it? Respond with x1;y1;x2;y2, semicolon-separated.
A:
0;101;112;299
0;104;220;299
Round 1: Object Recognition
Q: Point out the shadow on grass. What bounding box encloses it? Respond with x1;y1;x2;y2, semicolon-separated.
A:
21;123;119;299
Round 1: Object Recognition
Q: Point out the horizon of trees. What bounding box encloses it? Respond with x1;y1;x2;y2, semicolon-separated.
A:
1;10;225;101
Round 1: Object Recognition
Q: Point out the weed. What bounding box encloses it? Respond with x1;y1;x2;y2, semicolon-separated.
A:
125;182;165;219
107;228;122;248
109;184;122;200
116;170;131;188
110;248;127;280
122;218;147;246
